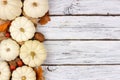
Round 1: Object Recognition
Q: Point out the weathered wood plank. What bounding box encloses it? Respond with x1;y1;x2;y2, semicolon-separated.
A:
49;0;120;15
44;41;120;64
42;65;120;80
37;16;120;39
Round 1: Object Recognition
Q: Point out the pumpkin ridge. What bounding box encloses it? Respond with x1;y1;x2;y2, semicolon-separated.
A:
0;0;22;20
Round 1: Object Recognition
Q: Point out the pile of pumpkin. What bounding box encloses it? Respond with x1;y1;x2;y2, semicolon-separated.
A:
0;0;50;80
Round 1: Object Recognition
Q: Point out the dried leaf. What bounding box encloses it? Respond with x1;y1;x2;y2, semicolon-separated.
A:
34;32;45;42
18;41;25;46
0;21;11;32
23;11;39;25
34;66;45;80
0;19;6;25
0;32;7;42
39;12;51;25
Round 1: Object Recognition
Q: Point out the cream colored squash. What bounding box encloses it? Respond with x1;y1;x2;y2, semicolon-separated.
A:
9;17;36;42
23;0;49;18
0;0;22;20
0;39;20;61
20;40;46;67
12;66;36;80
0;61;11;80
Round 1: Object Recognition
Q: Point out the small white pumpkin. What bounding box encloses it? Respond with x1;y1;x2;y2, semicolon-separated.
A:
0;0;22;20
23;0;49;18
0;39;20;61
10;17;36;42
0;61;11;80
12;66;36;80
20;40;46;67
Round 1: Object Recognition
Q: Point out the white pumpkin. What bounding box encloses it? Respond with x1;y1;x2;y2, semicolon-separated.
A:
23;0;49;18
20;40;46;67
0;61;11;80
0;39;20;61
9;17;36;42
12;66;36;80
0;0;22;20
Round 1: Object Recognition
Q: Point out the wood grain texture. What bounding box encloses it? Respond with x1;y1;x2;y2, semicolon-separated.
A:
49;0;120;15
42;0;120;80
42;66;120;80
37;16;120;39
44;41;120;64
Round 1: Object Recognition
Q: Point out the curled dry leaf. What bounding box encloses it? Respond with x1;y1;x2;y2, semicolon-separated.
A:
34;32;45;42
0;19;7;25
18;41;25;46
5;32;11;38
39;12;51;25
15;58;23;67
34;66;45;80
0;32;7;42
8;60;17;71
23;11;39;25
0;21;11;32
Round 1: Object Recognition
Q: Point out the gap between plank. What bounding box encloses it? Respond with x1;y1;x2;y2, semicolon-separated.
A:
42;64;120;66
50;14;120;16
45;39;120;41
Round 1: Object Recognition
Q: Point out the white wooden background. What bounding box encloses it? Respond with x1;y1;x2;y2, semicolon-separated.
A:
38;0;120;80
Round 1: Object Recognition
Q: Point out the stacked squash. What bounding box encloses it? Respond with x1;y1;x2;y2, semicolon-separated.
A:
0;0;50;80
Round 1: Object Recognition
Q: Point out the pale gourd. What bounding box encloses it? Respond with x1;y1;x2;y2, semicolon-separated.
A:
23;0;49;18
12;66;36;80
0;39;20;61
20;40;46;67
0;61;11;80
9;17;36;42
0;0;22;20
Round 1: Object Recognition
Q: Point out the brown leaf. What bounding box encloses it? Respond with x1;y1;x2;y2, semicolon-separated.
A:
0;21;11;32
34;32;45;42
34;66;45;80
0;32;7;42
39;12;51;25
0;19;6;25
23;11;39;25
18;41;25;46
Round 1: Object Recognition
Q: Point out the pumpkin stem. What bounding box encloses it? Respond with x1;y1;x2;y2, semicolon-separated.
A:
30;52;35;59
21;76;26;80
32;2;38;7
6;48;10;52
20;28;25;32
3;0;7;5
